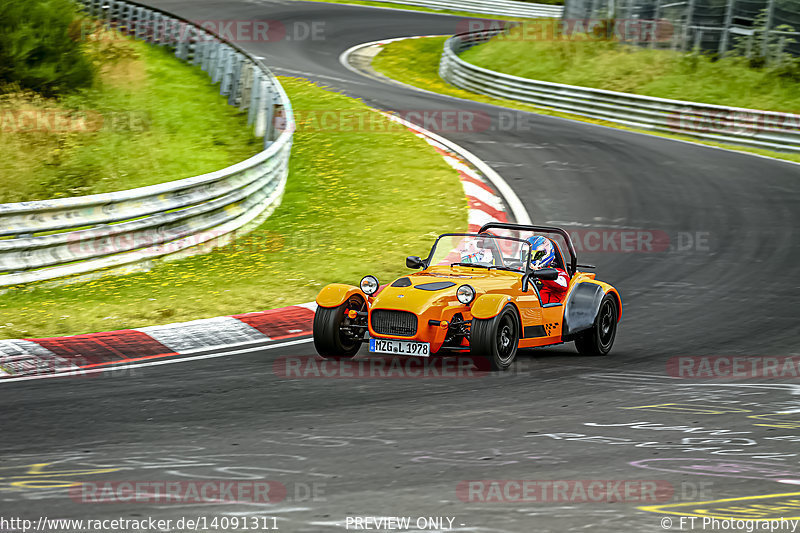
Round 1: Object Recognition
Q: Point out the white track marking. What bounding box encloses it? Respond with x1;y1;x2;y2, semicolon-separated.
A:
138;316;268;352
0;338;314;384
461;181;505;211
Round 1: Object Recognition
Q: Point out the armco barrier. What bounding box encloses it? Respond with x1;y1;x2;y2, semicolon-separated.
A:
0;0;295;287
368;0;563;18
440;29;800;152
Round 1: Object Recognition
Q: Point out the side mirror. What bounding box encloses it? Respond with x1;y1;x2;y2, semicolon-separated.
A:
532;267;559;281
521;273;531;292
406;256;425;269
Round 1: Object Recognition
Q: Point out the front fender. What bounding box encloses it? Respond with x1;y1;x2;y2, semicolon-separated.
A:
471;294;513;320
316;284;364;308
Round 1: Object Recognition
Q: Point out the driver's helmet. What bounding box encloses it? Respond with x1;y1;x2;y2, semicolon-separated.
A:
525;236;556;269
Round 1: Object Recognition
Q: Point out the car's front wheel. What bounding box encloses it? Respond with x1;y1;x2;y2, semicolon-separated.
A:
313;296;365;359
470;304;520;371
574;294;618;356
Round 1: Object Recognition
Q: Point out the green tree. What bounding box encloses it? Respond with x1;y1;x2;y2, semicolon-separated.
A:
0;0;94;96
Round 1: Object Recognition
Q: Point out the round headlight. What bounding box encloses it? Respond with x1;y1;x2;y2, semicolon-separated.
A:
457;284;476;305
360;275;379;296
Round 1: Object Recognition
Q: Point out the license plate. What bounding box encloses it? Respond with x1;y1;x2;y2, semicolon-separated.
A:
369;338;430;356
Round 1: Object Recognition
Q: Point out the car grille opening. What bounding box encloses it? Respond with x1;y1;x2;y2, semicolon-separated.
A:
371;310;418;337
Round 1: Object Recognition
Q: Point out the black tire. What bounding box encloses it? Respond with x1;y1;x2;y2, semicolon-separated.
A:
575;294;618;356
313;296;365;359
470;304;520;371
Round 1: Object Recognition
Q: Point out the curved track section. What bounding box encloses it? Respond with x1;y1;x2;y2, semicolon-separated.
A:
2;2;798;532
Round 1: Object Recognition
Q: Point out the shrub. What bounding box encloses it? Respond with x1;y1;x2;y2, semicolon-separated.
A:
0;0;94;96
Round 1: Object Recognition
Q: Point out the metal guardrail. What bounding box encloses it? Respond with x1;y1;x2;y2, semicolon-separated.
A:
368;0;563;18
0;0;295;287
440;29;800;153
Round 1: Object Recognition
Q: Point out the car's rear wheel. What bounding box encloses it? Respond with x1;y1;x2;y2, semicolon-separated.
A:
313;296;365;359
470;304;520;371
575;294;618;356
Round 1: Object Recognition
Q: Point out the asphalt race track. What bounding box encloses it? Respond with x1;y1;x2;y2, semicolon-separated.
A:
2;2;799;531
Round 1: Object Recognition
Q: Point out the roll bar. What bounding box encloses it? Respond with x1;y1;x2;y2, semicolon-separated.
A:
479;222;578;275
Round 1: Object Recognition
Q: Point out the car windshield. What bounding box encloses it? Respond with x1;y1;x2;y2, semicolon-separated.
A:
427;233;531;272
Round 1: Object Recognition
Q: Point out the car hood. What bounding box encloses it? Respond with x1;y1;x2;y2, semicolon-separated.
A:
372;269;522;314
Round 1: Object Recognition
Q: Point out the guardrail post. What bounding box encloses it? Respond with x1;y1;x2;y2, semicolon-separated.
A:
208;43;219;77
248;69;262;126
220;50;235;95
228;54;244;106
162;15;172;46
214;46;229;86
148;10;156;43
254;78;270;138
133;7;142;40
152;13;162;44
139;8;148;42
149;11;158;44
264;86;279;146
204;41;217;73
210;44;222;81
121;3;131;34
166;18;177;50
177;25;192;61
239;61;254;112
131;6;139;39
142;8;151;42
192;33;205;65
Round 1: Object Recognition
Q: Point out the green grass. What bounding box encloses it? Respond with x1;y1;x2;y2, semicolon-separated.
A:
460;23;800;112
0;35;260;203
290;0;543;21
0;77;467;339
370;36;800;164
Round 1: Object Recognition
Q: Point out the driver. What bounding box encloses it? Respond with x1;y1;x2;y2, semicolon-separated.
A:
526;236;570;304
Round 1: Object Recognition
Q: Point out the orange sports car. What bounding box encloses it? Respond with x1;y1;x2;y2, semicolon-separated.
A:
313;223;622;370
